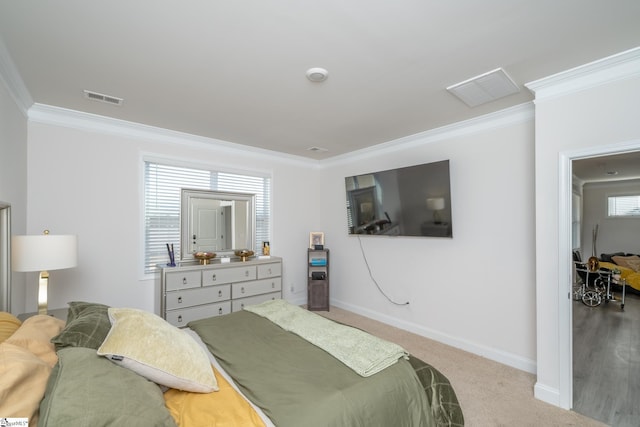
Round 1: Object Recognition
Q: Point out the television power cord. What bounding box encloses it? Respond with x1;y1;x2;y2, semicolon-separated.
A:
357;236;410;306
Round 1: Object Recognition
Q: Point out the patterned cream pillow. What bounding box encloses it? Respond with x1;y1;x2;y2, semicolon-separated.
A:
97;308;217;393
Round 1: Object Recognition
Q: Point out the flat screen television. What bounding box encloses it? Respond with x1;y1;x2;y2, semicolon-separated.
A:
345;160;452;238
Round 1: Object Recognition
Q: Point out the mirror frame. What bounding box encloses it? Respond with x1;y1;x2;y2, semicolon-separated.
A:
0;202;10;312
180;189;256;261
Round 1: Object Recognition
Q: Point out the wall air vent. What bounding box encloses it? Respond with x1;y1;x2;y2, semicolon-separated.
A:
447;68;520;108
83;90;123;106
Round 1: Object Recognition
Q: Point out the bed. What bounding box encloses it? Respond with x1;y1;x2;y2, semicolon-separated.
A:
0;300;464;426
599;256;640;293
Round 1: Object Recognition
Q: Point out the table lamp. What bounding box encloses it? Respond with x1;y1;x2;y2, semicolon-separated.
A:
12;230;78;315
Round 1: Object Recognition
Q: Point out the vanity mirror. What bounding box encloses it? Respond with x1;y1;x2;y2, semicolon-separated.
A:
180;189;256;261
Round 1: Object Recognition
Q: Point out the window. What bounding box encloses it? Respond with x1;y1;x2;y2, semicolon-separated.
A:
144;161;271;274
607;194;640;217
572;193;581;249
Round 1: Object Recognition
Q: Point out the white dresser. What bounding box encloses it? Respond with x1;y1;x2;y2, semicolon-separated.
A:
158;257;282;327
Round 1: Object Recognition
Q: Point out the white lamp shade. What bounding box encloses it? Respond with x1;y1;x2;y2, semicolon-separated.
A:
426;197;445;211
12;234;78;272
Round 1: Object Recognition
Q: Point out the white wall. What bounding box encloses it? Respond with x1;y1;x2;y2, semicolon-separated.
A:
581;179;640;257
24;114;320;314
23;102;539;373
319;106;537;371
0;76;28;313
530;49;640;408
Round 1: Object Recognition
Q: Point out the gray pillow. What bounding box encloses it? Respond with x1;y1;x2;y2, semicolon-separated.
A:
39;347;177;427
51;302;111;351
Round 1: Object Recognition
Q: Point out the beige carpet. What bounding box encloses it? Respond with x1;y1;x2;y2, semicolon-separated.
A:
317;306;606;427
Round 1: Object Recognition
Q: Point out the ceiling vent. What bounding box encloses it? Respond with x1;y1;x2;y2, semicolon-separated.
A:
446;68;519;108
83;90;123;106
307;146;328;153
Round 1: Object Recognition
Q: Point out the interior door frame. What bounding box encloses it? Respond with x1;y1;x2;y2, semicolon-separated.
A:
559;139;640;409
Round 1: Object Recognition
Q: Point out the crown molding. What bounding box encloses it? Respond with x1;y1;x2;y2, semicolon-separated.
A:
525;46;640;101
0;37;33;115
27;101;534;169
27;103;320;168
322;102;535;167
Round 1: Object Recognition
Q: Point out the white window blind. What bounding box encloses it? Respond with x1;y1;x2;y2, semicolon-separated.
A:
144;161;271;274
607;194;640;217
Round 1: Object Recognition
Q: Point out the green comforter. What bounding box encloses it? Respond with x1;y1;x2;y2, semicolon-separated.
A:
189;310;463;427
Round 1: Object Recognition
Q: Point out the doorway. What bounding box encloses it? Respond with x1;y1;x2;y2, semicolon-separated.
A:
567;148;640;424
189;197;228;253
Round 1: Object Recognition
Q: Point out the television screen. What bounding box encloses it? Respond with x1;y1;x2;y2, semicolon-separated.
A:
345;160;452;237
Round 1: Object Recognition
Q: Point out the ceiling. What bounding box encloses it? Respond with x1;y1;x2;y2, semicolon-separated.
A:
1;1;639;160
573;151;640;183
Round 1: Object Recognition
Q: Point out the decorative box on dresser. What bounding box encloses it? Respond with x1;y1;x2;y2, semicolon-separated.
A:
158;256;282;327
307;248;329;311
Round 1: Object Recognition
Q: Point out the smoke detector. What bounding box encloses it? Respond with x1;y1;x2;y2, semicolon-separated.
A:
306;68;328;82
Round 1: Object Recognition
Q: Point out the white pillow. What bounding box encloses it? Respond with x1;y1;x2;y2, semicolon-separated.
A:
97;307;217;393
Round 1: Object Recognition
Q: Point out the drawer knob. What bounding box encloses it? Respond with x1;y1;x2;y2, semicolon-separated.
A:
212;274;217;281
218;290;222;297
241;287;245;294
268;268;272;275
182;277;187;285
240;303;245;309
178;296;182;304
245;270;249;277
271;282;275;288
178;315;183;323
218;307;223;315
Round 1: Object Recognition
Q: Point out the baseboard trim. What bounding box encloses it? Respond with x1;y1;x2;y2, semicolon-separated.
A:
534;382;563;408
330;298;537;375
288;295;307;306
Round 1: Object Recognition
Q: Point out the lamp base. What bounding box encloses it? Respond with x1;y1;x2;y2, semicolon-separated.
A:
38;271;49;315
433;210;443;225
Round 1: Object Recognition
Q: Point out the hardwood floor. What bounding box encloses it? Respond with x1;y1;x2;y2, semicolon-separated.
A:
573;289;640;426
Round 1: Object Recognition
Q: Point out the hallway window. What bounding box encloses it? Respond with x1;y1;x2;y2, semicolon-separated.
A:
607;194;640;217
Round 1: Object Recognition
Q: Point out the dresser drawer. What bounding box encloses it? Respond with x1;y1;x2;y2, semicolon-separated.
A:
165;270;201;291
257;262;281;279
232;277;282;299
165;301;231;327
202;265;256;286
232;291;281;312
165;284;231;310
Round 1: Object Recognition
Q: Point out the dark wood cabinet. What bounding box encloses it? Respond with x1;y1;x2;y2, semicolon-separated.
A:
307;248;329;311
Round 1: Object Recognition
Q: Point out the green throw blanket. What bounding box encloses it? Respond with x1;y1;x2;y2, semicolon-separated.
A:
244;299;408;377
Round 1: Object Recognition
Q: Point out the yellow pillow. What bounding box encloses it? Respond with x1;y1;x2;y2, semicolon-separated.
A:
0;342;53;424
5;315;66;367
97;308;218;393
0;314;65;424
0;312;21;344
